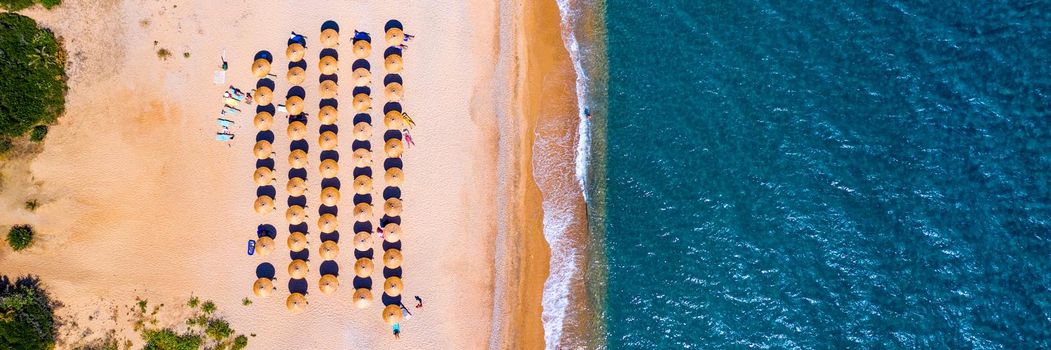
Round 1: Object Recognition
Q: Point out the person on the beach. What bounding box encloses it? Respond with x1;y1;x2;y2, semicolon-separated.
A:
376;226;385;240
415;295;423;308
402;129;415;148
392;323;401;339
244;92;253;105
220;54;228;71
404;34;415;41
397;43;408;51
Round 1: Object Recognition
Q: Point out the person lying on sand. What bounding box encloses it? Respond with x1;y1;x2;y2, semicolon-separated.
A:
392;323;401;339
402;129;415;148
404;34;415;41
415;295;423;308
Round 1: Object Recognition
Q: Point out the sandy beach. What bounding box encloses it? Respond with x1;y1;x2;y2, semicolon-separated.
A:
0;0;573;348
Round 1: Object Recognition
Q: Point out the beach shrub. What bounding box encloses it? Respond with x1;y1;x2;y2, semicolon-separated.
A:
200;300;215;314
0;137;12;155
205;318;232;340
141;329;202;350
0;13;67;138
6;225;34;251
156;48;172;60
186;296;199;308
29;125;47;142
0;275;57;350
231;335;248;350
0;0;61;10
240;297;251;306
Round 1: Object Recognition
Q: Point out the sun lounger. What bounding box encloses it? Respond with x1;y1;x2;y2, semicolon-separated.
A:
217;118;234;128
216;133;234;141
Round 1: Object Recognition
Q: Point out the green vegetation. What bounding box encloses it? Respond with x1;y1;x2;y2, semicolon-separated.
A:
200;300;215;314
0;0;61;11
186;296;199;308
24;199;38;211
231;335;247;350
156;48;172;60
6;225;34;251
182;52;190;58
29;125;47;142
141;297;246;350
240;298;251;306
0;13;67;144
0;275;57;350
0;137;12;154
204;319;232;340
142;329;202;350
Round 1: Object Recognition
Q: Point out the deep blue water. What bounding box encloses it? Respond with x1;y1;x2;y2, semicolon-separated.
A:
601;1;1051;348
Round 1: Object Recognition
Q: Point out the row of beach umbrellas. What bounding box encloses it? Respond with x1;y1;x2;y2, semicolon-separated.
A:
380;19;409;326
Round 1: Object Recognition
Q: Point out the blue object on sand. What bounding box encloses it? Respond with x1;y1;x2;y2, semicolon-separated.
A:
217;118;234;128
216;133;234;141
247;239;256;255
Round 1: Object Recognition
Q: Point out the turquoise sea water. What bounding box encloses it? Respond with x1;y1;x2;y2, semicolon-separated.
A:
594;1;1051;348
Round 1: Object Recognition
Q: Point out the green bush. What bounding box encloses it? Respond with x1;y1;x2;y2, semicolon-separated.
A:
29;125;47;142
0;275;57;350
200;300;215;314
231;335;248;350
0;13;67;138
141;329;202;350
0;137;12;155
0;0;61;10
6;225;33;251
205;318;232;340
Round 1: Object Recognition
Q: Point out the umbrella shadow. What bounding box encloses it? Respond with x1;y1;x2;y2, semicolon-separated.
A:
256;78;275;90
289;113;309;125
286;36;307;47
288;168;308;181
383;47;402;58
321;20;339;32
255;130;274;143
290;140;309;153
352;59;370;71
354;247;375;260
255;263;276;279
289;223;309;235
320;260;339;276
288;278;309;294
351;140;372;152
352;167;373;178
383;130;403;142
352;86;371;96
353;276;373;289
255;186;276;198
319;124;339;134
320;48;338;60
287;196;307;207
321;177;341;190
290;249;310;261
289;60;307;71
254;50;273;62
353;221;373;233
256;104;276;115
320;150;339;162
385;19;403;32
382;294;402;307
286;86;306;99
380;215;401;227
256;224;277;239
320;74;338;84
353;113;372;124
383;102;402;114
319;98;338;109
382;187;401;200
382;240;401;251
383;74;402;85
255;158;275;171
319;205;338;216
384;158;403;171
383;266;402;279
319;231;340;242
353;194;372;205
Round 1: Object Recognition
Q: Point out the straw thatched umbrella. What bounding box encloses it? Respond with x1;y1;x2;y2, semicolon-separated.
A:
352;148;372;168
286;43;306;62
255;86;274;105
254;111;274;131
353;67;371;86
384;138;404;158
317;108;338;127
353;203;373;222
253;140;273;160
319;56;338;75
287;66;306;85
287;177;307;197
354;257;374;278
319;240;340;260
353;93;371;112
319;79;338;99
252;58;271;78
320;186;340;207
288;149;308;169
287;121;307;140
287;231;308;252
353;40;371;59
254;195;275;215
288;259;309;279
383;111;404;129
319;159;339;178
385;27;405;46
353;175;373;195
319;131;338;151
286;96;305;115
385;167;404;186
252;278;274;298
383;276;403;297
317;213;338;233
353;122;372;141
353;288;372;309
383;198;403;217
382;304;402;324
253;167;274;186
286;205;308;226
320;28;339;48
353;232;373;251
256;236;275;256
383;249;403;269
318;274;339;294
286;293;307;314
383;223;402;243
384;54;403;73
384;82;403;102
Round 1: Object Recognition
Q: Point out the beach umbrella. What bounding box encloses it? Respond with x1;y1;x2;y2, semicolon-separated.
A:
287;231;308;252
287;66;306;85
253;167;274;186
286;96;305;115
385;167;405;187
353;288;372;309
353;232;373;251
286;43;306;62
353;93;371;112
353;40;371;59
383;276;403;297
255;86;274;106
354;257;374;278
252;278;274;298
319;56;338;75
385;27;405;46
253;140;272;160
286;205;308;226
384;82;404;102
286;293;307;314
383;111;404;129
352;67;371;86
384;138;404;158
254;195;275;215
319;159;339;178
252;58;271;78
253;111;274;131
318;213;338;233
352;148;373;168
288;259;309;279
319;131;338;151
318;274;339;294
318;105;338;124
353;175;373;195
383;198;403;217
383;223;403;243
319;240;340;260
287;177;307;197
320;28;339;48
287;121;307;140
320;186;340;207
382;304;402;324
288;149;308;169
256;236;275;256
319;79;338;99
384;54;403;73
383;249;403;269
353;122;372;141
353;203;373;222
